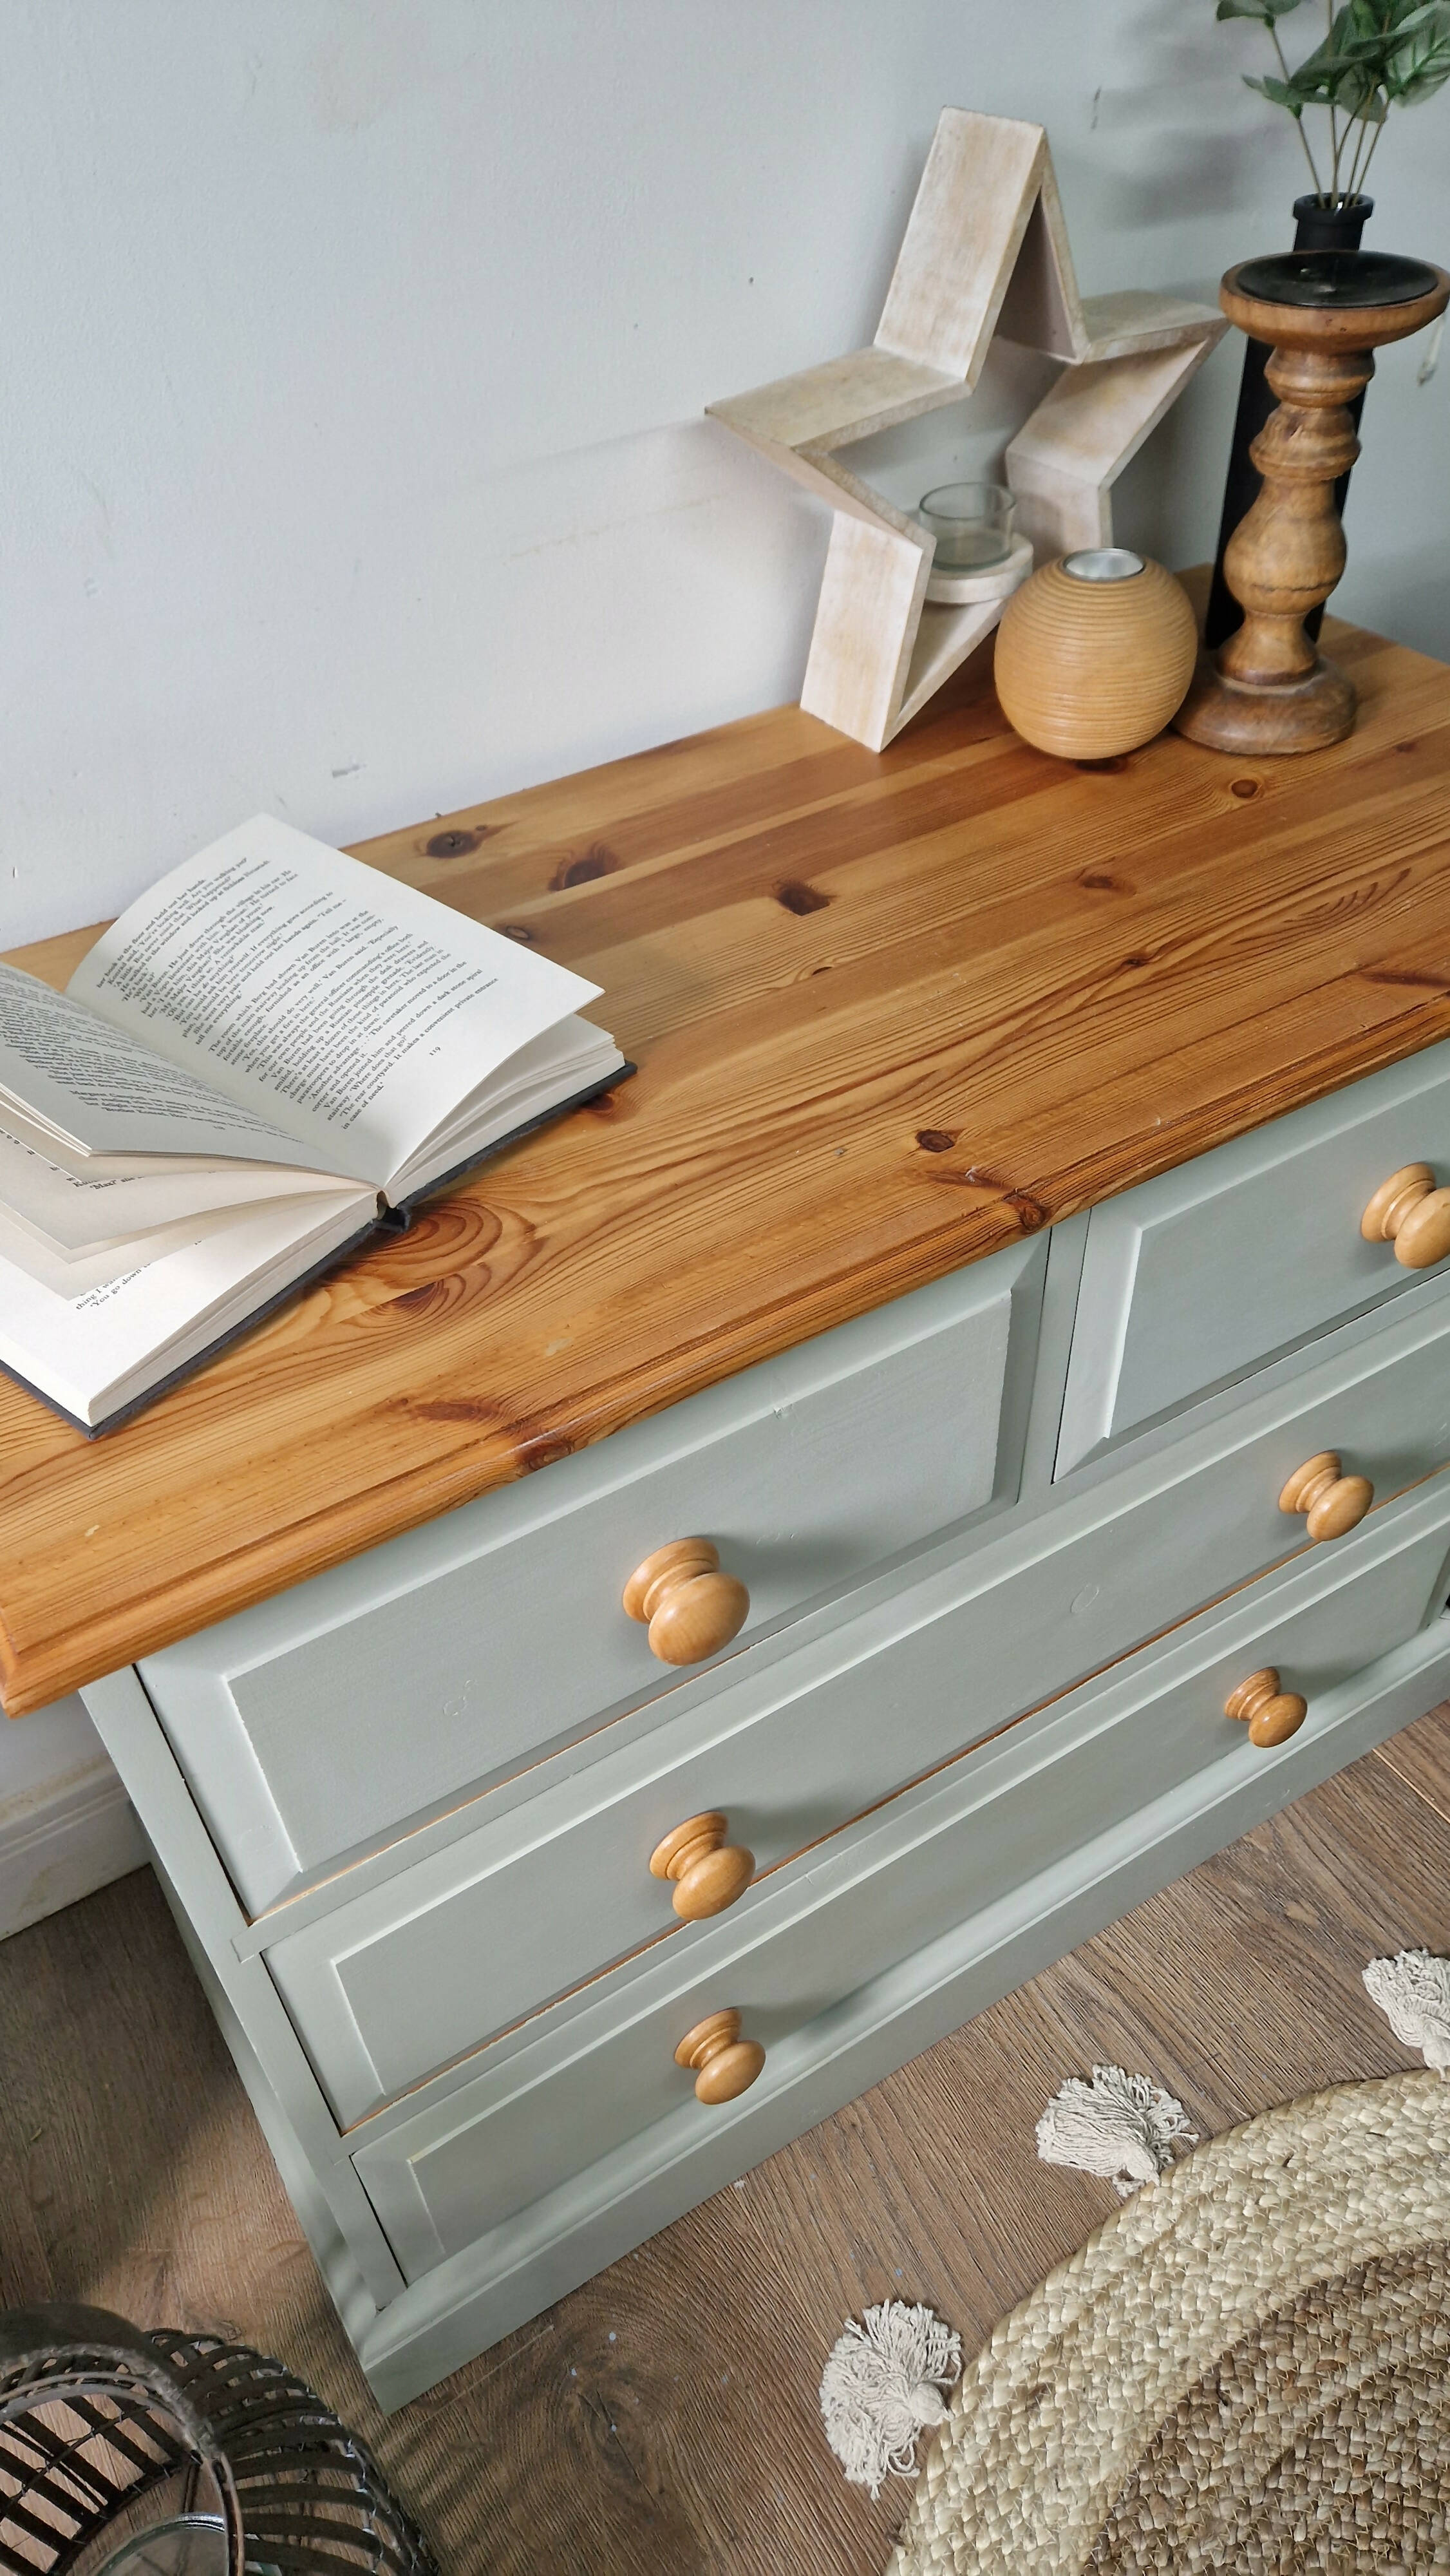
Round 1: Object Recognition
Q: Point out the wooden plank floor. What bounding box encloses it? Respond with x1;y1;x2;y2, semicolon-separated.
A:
0;1710;1445;2575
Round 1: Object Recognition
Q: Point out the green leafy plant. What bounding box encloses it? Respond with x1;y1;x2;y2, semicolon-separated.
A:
1217;0;1450;203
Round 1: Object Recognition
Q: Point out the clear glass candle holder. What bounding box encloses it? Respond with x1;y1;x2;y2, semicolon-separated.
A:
918;480;1015;570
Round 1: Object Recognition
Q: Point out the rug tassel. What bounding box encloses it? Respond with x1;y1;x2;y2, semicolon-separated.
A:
1037;2061;1198;2197
1363;1949;1450;2072
819;2301;961;2498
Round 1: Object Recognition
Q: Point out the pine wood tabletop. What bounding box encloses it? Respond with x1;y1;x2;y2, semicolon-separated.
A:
5;605;1450;1713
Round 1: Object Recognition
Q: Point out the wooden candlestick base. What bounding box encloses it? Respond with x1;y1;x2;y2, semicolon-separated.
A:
1176;254;1448;757
1175;646;1359;760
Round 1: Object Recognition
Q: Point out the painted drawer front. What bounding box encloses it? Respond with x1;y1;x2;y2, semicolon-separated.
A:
350;1482;1450;2277
1056;1039;1450;1474
269;1293;1450;2126
140;1240;1045;1914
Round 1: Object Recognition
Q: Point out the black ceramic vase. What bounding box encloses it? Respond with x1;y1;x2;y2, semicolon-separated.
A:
1204;192;1373;650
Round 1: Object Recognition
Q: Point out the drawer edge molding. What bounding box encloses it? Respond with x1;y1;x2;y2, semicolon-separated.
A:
334;1463;1450;2148
259;1376;1450;2128
143;1234;1050;1915
236;1280;1450;1969
1057;1037;1450;1476
350;1616;1450;2411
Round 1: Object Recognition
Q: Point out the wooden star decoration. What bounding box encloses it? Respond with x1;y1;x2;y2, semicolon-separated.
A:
708;110;1227;751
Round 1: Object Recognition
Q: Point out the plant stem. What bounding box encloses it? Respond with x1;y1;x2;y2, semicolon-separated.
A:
1354;110;1387;194
1272;21;1327;193
1326;0;1341;198
1329;0;1350;200
1330;108;1342;197
1346;97;1380;199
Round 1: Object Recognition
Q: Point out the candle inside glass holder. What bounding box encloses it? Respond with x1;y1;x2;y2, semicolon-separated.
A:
918;480;1015;570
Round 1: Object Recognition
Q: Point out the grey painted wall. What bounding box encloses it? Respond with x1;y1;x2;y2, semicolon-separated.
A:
1;1;1445;948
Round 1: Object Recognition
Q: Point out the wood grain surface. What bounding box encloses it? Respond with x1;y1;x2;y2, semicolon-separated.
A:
0;1710;1443;2573
5;605;1450;1712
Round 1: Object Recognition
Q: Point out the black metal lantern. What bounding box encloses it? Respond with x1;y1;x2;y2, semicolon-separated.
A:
0;2305;437;2574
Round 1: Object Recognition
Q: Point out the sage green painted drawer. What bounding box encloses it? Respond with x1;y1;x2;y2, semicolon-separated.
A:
348;1479;1450;2279
1056;1038;1450;1474
140;1236;1046;1913
267;1288;1450;2126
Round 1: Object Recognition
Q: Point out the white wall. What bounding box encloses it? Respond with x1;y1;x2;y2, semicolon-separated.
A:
3;0;1447;954
3;3;1447;1920
0;1693;144;1936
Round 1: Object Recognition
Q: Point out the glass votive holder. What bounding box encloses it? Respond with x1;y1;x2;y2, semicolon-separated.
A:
918;480;1016;570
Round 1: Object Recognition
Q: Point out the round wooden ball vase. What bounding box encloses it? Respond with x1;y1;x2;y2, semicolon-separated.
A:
1175;251;1449;756
993;552;1198;760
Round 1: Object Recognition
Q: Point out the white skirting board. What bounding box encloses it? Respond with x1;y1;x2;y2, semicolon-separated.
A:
0;1757;146;1938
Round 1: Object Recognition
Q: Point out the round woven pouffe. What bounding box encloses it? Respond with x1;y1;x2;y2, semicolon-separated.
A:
888;2071;1450;2575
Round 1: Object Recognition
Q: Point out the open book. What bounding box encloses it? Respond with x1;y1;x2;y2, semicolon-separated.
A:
0;815;628;1432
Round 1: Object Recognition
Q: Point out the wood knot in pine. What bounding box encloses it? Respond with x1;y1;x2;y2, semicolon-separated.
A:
391;1278;460;1318
775;879;831;915
1006;1191;1048;1232
550;843;619;891
1229;777;1261;800
520;1434;576;1473
424;826;490;857
391;1202;502;1259
1078;870;1134;895
915;1130;957;1153
372;1203;502;1303
942;1164;1046;1228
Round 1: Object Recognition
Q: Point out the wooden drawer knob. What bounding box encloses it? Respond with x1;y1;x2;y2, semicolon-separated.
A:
674;2007;766;2103
650;1812;755;1920
1361;1164;1450;1269
623;1539;749;1666
1225;1666;1308;1748
1277;1451;1373;1542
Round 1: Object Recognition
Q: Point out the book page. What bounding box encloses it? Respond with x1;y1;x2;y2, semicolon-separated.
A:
0;963;356;1171
0;1186;376;1428
0;1195;259;1293
386;1014;625;1202
68;817;605;1188
0;1123;354;1253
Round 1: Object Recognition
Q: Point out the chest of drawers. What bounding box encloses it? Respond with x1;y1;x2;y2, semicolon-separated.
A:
8;609;1450;2409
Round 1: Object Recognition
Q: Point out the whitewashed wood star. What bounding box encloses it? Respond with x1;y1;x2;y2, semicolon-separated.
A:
708;110;1227;751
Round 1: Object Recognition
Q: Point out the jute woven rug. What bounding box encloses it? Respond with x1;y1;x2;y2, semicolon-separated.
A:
888;2070;1450;2573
